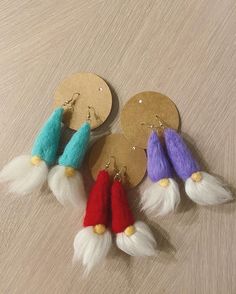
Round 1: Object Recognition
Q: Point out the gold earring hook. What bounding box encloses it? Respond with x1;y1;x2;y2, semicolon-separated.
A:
155;115;167;129
86;106;96;122
140;115;168;130
114;166;127;182
105;156;116;169
87;106;91;122
63;93;80;111
140;122;157;129
87;105;101;124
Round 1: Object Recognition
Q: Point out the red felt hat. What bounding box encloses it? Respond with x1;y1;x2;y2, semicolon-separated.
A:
83;170;111;227
111;180;135;233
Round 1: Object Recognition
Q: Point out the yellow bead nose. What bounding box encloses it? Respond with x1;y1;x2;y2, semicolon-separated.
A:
31;156;42;166
124;225;135;236
64;167;76;177
191;172;202;182
159;178;170;187
93;224;106;235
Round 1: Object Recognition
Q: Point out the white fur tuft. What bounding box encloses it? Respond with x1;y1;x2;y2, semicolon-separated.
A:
116;221;157;256
0;155;48;195
73;226;112;274
48;165;86;207
141;178;180;216
185;172;232;205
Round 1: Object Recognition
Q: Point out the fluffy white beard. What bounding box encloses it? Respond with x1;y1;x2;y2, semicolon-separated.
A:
185;172;232;205
116;221;157;256
142;178;180;217
0;155;48;195
73;226;112;274
48;165;86;207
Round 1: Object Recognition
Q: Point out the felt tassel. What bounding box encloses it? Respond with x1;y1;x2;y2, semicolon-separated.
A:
48;122;90;206
164;128;232;205
142;131;180;216
111;180;156;256
73;170;112;274
0;108;63;194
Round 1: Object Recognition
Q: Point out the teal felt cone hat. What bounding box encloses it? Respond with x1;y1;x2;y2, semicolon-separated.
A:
31;107;64;165
58;122;91;169
0;106;64;196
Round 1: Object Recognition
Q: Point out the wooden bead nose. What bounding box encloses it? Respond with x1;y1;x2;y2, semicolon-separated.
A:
64;167;76;177
93;224;106;235
159;178;170;187
124;225;135;236
191;172;202;182
31;156;42;166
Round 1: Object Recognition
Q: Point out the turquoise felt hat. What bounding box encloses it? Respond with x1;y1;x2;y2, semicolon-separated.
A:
31;107;64;165
58;122;91;169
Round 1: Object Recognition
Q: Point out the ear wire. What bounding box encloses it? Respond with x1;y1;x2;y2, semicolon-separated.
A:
140;114;168;130
105;156;116;169
63;93;80;111
155;115;168;129
140;122;156;129
87;105;102;124
114;166;127;182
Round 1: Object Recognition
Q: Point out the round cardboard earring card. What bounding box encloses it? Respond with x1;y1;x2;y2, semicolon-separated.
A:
53;72;112;130
88;133;147;188
120;91;180;149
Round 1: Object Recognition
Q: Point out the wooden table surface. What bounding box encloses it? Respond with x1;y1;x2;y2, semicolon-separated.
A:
0;1;235;293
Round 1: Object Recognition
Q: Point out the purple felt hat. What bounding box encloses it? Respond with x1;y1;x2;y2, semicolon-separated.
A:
147;130;173;182
164;128;200;181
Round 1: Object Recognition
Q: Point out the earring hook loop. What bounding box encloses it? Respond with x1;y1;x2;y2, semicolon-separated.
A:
114;166;127;182
62;92;80;111
140;115;168;131
105;156;116;169
155;115;167;129
87;105;102;124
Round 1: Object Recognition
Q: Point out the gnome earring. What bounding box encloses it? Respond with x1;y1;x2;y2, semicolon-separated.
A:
48;106;93;206
0;93;77;195
73;159;114;274
111;167;157;257
162;118;232;206
141;124;180;217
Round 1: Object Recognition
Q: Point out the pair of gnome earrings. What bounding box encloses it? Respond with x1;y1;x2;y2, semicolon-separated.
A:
73;158;157;274
141;116;232;217
0;93;92;207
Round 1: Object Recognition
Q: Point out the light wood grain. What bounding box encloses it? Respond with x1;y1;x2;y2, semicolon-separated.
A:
0;1;235;293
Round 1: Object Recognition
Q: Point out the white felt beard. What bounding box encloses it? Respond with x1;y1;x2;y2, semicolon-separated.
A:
0;155;48;195
48;165;86;207
142;178;180;216
185;172;232;205
116;221;157;256
73;226;112;275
